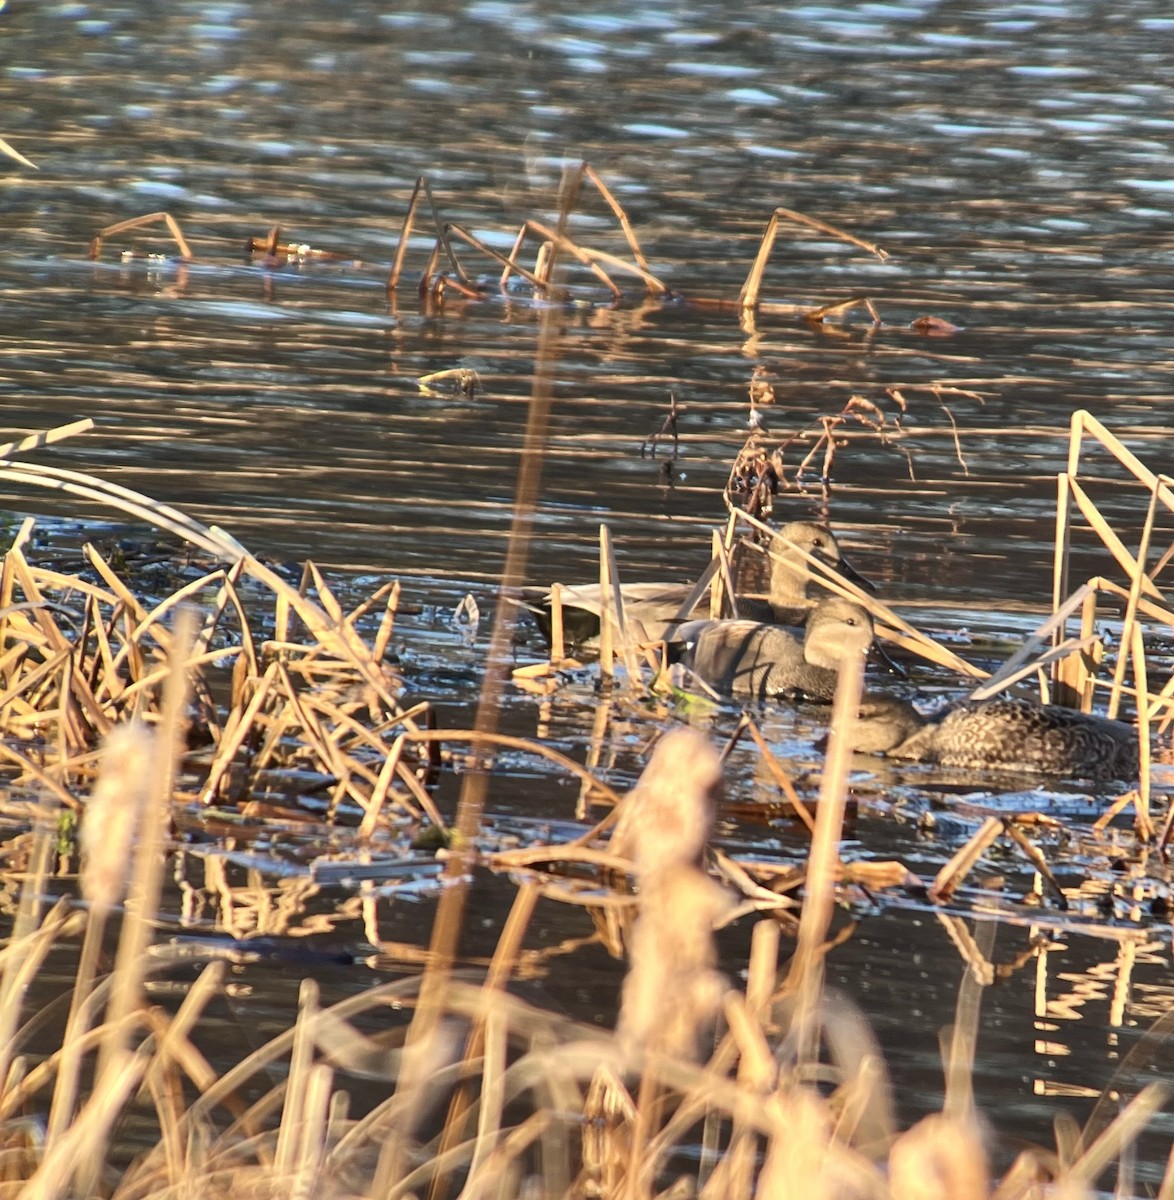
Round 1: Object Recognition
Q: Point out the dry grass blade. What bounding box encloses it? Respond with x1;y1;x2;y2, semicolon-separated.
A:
804;295;877;323
579;161;665;293
1060;1084;1168;1196
199;660;278;806
25;1034;149;1200
0;892;78;1103
445;221;547;290
1129;621;1153;840
788;653;864;1066
740;205;888;310
929;817;1002;904
1000;822;1067;909
88;211;193;260
433;885;541;1194
737;717;815;834
0;449;406;717
736;507;986;679
525;219;623;298
600;524;644;688
0;740;83;809
0;135;37;169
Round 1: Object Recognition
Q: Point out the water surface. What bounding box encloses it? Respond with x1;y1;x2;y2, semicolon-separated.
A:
4;0;1174;1183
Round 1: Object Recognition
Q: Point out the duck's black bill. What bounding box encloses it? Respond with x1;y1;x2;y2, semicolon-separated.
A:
869;638;906;678
837;552;875;595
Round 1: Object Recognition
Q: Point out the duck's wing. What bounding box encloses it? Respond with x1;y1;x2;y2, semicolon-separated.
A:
675;620;791;697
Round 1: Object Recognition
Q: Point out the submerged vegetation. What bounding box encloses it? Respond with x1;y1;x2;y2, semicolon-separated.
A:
0;174;1165;1196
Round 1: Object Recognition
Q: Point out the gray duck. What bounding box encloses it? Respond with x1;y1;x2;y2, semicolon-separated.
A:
672;596;875;702
847;694;1138;781
526;520;867;649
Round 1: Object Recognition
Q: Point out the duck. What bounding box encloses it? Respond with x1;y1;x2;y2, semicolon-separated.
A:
524;520;868;650
846;694;1138;781
671;596;875;702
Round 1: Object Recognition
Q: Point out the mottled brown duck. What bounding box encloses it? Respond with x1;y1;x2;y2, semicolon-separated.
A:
847;694;1138;780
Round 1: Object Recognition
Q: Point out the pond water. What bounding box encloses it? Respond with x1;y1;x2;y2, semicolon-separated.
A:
5;0;1174;1186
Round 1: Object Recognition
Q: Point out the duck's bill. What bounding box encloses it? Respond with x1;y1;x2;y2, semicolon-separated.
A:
868;638;906;678
837;551;875;594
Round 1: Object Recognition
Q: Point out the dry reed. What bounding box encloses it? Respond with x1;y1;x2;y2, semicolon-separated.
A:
0;591;1160;1199
7;218;1174;1197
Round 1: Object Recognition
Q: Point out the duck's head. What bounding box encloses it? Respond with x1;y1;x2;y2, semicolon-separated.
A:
802;597;875;669
771;520;873;597
849;694;928;754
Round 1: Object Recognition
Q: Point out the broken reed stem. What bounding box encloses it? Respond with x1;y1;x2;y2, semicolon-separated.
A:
549;582;566;663
600;523;642;687
0;135;36;170
789;652;863;1066
930;818;1002;904
388;175;425;290
579;161;663;292
444;222;547;290
1067;478;1166;606
372;579;401;662
1109;479;1160;720
397;171;573;1132
598;526;614;681
942;919;994;1128
0;418;94;463
740;205;888;310
1131;621;1153;840
415;177;469;287
735;507;986;680
709;530;724;619
93;609;195;1092
523;219;623;299
88;211;193;260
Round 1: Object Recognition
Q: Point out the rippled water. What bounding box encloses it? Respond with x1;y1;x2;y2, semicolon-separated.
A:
5;0;1174;1183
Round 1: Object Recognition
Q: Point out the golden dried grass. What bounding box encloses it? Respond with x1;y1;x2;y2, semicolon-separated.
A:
0;600;1160;1199
1052;410;1174;839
